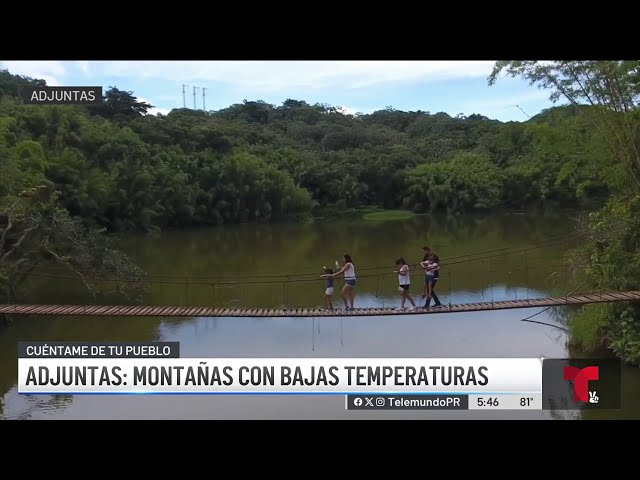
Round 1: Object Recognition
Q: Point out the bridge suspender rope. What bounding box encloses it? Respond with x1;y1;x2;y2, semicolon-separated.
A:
524;252;529;301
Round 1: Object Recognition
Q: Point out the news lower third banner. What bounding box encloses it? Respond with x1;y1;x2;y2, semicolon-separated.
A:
16;342;621;410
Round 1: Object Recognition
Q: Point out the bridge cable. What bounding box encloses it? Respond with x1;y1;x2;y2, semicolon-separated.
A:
12;221;630;287
518;282;584;332
13;260;590;287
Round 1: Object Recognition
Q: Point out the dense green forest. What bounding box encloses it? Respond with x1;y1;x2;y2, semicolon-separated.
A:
0;69;615;232
2;61;640;364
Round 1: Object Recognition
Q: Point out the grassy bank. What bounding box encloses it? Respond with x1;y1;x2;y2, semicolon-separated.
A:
313;207;416;222
362;210;415;221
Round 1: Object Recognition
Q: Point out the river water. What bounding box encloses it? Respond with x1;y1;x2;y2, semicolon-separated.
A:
1;212;638;419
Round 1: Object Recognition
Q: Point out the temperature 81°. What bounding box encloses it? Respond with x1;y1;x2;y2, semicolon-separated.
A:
520;397;534;407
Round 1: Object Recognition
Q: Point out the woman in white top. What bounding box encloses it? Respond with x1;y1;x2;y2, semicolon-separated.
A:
394;257;416;310
332;253;356;310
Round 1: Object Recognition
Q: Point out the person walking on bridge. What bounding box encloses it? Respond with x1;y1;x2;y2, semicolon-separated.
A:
395;257;416;310
421;246;432;300
320;267;335;310
332;253;357;310
421;254;441;307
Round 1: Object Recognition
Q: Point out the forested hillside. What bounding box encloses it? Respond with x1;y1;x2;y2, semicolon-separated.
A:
0;69;613;233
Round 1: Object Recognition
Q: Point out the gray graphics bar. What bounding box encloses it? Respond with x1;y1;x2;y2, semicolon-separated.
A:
346;394;468;410
20;86;103;105
18;342;180;358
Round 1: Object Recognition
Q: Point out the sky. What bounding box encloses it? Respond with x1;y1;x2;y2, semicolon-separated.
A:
0;61;559;121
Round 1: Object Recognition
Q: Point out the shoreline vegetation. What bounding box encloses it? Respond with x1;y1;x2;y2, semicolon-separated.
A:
2;62;640;366
362;210;415;221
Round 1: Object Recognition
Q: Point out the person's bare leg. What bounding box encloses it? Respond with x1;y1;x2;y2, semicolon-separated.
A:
406;291;416;307
341;285;349;308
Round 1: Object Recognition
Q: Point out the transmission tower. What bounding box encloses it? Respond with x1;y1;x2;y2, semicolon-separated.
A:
182;84;189;108
193;86;199;110
202;87;207;112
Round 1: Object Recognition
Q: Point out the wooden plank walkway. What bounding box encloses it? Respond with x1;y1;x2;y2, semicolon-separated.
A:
1;290;640;318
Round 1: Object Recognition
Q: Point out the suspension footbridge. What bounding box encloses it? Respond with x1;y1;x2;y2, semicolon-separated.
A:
1;290;639;318
3;222;639;319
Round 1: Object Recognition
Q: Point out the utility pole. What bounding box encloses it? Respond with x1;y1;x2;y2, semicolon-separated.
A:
193;86;199;110
202;87;207;112
182;84;189;108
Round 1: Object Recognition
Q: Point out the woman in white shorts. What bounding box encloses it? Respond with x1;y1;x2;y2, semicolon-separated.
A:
332;254;357;310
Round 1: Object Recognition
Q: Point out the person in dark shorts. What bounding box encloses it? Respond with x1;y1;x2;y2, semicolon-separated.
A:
420;254;441;307
421;246;431;300
394;257;416;310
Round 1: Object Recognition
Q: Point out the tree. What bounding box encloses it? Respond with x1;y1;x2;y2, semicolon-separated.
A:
90;87;154;120
489;61;640;191
0;69;46;98
404;152;505;214
490;61;640;364
0;186;148;304
1;135;147;309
